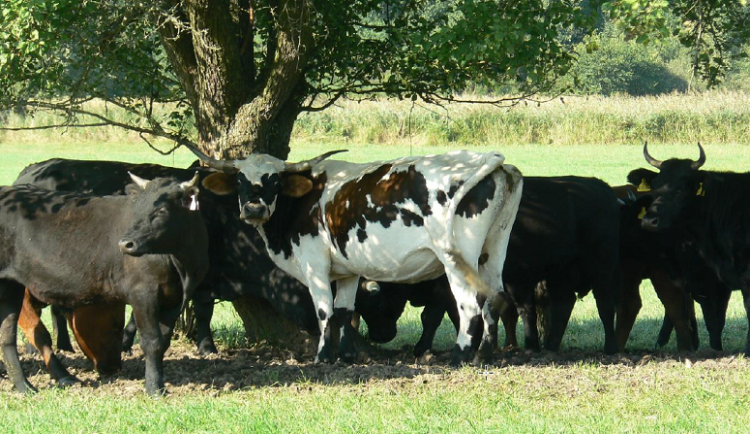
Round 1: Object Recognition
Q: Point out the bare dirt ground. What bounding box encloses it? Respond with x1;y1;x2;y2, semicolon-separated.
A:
1;337;746;396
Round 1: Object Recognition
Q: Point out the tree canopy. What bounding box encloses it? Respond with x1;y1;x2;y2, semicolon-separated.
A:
1;0;603;159
1;0;748;160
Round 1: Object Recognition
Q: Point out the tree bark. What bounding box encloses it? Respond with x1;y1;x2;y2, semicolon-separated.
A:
232;295;316;354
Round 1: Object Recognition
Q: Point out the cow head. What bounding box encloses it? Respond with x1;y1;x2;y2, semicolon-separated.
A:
118;172;202;256
354;281;409;344
201;150;346;225
629;142;706;231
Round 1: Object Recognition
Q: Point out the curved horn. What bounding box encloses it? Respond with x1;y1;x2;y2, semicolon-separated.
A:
177;139;238;173
643;141;663;169
179;172;201;190
285;150;348;173
128;172;150;189
691;142;706;169
626;188;637;203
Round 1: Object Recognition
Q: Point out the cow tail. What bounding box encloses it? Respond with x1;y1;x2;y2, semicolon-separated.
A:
442;153;508;297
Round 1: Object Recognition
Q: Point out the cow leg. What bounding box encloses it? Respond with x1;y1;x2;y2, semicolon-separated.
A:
615;266;643;351
121;312;138;353
50;305;75;352
193;299;218;355
701;285;731;351
542;286;576;352
650;270;693;352
742;288;750;357
655;315;674;348
18;291;78;385
69;303;125;376
496;292;519;348
442;266;485;367
506;283;541;352
131;300;178;395
414;303;447;357
0;280;36;393
304;270;335;363
334;276;360;363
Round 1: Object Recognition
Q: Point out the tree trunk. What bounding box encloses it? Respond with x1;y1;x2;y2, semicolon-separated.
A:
232;295;316;355
157;0;314;349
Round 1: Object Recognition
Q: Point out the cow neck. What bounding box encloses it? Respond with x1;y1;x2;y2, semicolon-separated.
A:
257;171;327;260
167;212;209;310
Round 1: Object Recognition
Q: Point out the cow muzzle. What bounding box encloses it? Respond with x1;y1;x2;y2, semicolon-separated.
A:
118;238;144;256
240;203;270;224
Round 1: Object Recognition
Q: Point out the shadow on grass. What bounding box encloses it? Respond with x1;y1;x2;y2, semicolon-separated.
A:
7;313;747;393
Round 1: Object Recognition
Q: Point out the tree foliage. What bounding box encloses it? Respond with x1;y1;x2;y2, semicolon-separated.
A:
605;0;750;86
1;0;603;158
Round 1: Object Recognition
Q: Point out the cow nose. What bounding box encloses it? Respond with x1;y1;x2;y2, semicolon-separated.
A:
641;215;660;231
118;239;138;255
240;203;268;222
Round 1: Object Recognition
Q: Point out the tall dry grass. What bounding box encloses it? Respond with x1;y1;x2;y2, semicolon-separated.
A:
3;92;750;147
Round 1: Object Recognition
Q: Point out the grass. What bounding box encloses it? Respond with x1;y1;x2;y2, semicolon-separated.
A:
3;111;750;432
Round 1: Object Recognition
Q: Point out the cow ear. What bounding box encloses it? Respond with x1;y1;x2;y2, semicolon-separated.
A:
202;173;236;195
627;168;658;190
281;174;313;198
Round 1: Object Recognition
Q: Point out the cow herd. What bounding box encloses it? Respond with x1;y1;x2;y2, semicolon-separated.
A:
0;142;747;395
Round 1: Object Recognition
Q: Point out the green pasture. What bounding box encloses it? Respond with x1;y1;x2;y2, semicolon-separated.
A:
2;133;750;432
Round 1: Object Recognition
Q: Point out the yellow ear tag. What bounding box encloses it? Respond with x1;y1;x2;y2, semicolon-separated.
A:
638;207;647;220
696;182;706;196
637;179;651;192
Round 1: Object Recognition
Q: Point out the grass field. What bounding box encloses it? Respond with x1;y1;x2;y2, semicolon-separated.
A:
2;123;750;432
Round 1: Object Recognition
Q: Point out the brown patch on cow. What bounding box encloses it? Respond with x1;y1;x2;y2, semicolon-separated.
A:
324;165;432;257
69;303;125;375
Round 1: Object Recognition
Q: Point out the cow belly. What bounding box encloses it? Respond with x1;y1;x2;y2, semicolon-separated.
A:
333;248;444;283
332;224;445;282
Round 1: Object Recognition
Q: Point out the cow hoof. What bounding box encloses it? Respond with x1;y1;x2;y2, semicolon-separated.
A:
339;351;357;364
474;340;495;365
15;380;38;395
57;376;81;388
449;344;472;367
25;343;39;355
57;342;75;353
604;341;619;355
413;345;429;358
198;343;219;356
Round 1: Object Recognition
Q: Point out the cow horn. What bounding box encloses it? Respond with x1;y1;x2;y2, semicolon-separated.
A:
691;142;706;169
180;172;200;190
128;172;150;189
363;281;380;293
643;141;663;169
285;150;348;173
176;139;238;173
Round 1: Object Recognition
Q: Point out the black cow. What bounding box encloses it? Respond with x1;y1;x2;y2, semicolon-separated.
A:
14;158;320;357
356;176;621;355
0;174;208;394
635;142;749;354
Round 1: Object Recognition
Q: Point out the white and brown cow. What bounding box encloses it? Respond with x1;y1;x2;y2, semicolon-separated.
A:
202;150;523;365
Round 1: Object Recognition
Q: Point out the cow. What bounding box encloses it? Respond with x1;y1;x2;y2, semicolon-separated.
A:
634;142;750;354
0;174;208;394
201;150;524;365
613;185;699;352
13;158;321;358
356;176;621;355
